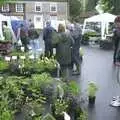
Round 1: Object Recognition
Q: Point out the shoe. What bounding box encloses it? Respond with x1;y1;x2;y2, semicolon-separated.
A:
112;96;120;101
110;100;120;107
72;71;80;76
115;62;120;66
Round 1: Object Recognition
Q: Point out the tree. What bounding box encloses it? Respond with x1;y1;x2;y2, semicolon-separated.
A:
0;0;15;4
86;0;98;12
96;0;120;14
69;0;81;21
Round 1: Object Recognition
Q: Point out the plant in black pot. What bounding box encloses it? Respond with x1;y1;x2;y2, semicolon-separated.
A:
52;99;68;120
42;113;56;120
64;81;81;119
87;81;98;105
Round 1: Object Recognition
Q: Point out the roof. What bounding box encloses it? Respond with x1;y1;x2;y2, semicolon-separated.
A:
85;13;117;23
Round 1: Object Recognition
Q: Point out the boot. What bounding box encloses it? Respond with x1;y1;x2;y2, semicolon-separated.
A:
72;64;80;75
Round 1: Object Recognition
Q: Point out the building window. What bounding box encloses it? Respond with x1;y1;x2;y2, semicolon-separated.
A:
35;3;42;12
50;3;57;12
2;4;9;12
16;3;23;12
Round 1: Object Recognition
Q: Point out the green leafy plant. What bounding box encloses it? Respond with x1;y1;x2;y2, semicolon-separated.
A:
4;76;25;112
31;73;54;89
77;111;88;120
82;34;89;41
0;59;9;72
86;31;97;37
54;99;68;116
87;81;98;97
66;81;80;97
34;57;57;73
23;100;45;120
0;99;14;120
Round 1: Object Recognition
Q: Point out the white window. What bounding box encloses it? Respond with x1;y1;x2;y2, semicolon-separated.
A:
35;3;42;12
2;4;9;12
50;3;57;12
16;3;23;12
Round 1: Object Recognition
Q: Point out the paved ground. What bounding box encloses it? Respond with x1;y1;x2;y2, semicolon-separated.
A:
79;46;120;120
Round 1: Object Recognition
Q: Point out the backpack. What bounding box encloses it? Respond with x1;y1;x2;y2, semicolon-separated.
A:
51;30;59;47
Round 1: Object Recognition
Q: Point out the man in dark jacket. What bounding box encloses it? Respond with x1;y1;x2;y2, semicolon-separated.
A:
43;21;55;57
19;24;29;51
70;23;82;75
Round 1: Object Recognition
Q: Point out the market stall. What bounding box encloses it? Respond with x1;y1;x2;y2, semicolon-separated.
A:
82;13;116;40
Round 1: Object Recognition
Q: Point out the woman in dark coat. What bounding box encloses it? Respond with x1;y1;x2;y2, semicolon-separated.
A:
56;24;74;79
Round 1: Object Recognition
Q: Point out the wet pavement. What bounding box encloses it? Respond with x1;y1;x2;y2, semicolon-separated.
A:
80;46;120;120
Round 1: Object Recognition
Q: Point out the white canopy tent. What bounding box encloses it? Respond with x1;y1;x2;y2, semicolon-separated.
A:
0;14;20;40
82;13;117;40
0;14;9;40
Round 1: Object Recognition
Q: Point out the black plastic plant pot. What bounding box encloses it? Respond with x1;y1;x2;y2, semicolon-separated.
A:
89;96;96;104
55;115;64;120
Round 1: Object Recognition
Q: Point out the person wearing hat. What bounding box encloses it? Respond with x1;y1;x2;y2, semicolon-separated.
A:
113;16;120;64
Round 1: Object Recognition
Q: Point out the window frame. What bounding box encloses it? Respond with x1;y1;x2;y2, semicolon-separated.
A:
2;4;9;12
16;3;24;13
35;2;42;12
50;3;57;12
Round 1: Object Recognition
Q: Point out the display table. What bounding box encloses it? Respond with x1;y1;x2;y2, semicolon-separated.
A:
99;35;113;50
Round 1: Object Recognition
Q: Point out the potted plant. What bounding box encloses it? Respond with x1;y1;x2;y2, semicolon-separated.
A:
77;111;88;120
22;100;45;120
87;81;98;104
60;80;81;119
52;99;68;120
